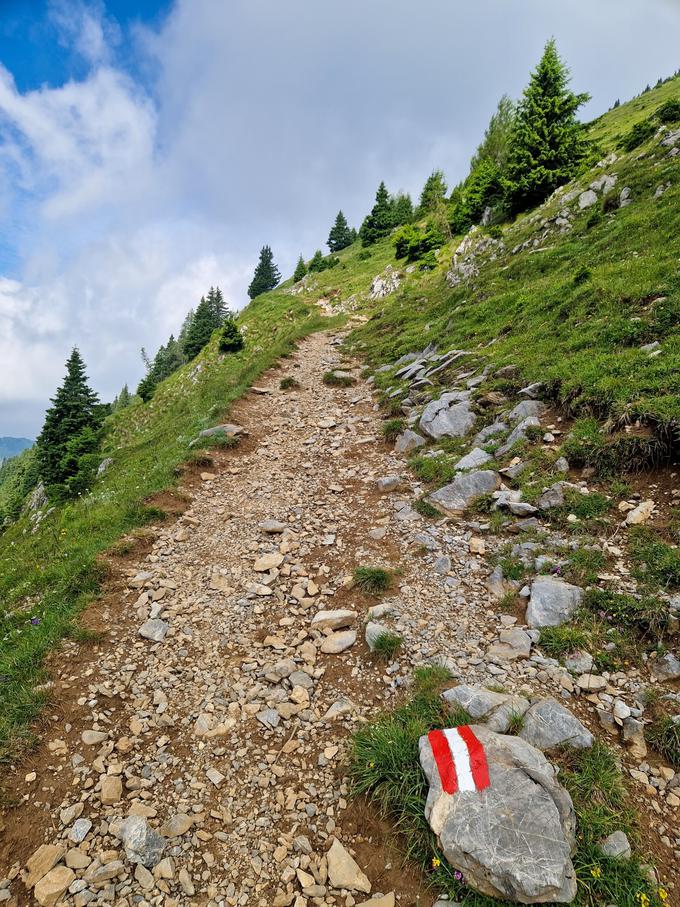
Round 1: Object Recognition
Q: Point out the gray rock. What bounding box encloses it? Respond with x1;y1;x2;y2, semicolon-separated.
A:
518;382;544;398
27;481;48;512
369;266;401;300
651;652;680;681
486;696;531;733
428;470;501;516
508;400;546;423
394;430;426;455
68;818;93;844
495;417;541;458
519;698;594;750
474;422;508;445
564;650;593;674
454;448;492;471
507;501;539;517
539;484;565;510
434;556;451;575
138;619;169;642
365;621;390;652
117;816;165;868
578;190;598;209
420;393;476;440
442;684;509;719
526;577;583;628
488;628;533;661
376;475;400;492
96;457;114;477
259;519;288;534
419;726;577;903
599;831;631;860
554;457;570;474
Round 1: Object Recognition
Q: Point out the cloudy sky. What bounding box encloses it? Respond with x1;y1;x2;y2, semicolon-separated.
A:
1;0;679;438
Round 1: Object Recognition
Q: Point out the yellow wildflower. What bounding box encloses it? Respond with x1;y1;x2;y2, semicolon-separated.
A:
590;867;602;879
431;857;441;869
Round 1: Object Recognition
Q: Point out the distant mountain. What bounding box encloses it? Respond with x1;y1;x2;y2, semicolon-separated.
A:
0;437;33;461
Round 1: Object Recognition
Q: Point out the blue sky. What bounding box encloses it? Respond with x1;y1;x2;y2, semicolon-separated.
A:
1;0;679;438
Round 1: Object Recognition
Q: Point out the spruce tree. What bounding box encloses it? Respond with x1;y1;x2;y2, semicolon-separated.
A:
390;192;414;227
327;210;354;252
506;39;590;213
470;95;516;172
359;182;393;246
308;250;325;272
218;316;245;353
182;296;219;360
37;348;101;491
206;286;228;323
418;170;448;214
293;255;307;282
248;246;281;299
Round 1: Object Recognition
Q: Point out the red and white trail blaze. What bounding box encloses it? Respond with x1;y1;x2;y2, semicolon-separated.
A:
427;726;491;795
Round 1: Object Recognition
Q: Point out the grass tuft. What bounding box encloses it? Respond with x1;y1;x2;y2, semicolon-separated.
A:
371;631;403;662
646;717;680;769
279;376;300;390
354;566;393;594
323;370;355;387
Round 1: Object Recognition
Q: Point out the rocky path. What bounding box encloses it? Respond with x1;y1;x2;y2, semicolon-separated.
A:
1;329;678;907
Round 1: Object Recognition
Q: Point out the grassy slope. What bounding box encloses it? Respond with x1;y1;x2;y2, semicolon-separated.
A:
0;291;338;756
1;75;678;758
294;76;680;437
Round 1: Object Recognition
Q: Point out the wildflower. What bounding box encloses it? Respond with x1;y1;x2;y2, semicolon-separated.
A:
454;870;464;882
658;890;668;903
368;761;375;769
590;866;602;879
31;617;41;625
431;857;441;869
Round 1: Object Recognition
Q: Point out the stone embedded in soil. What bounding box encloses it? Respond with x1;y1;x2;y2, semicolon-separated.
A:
419;725;577;903
326;839;371;894
394;429;426;455
525;577;583;628
33;866;75;907
320;630;356;654
419;394;476;440
600;830;632;860
519;698;594;751
311;609;357;630
138;618;169;642
428;470;501;515
23;845;67;890
116;816;165;868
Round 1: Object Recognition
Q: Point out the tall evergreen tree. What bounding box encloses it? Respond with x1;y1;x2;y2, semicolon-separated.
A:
418;170;448;214
248;246;281;299
206;286;228;322
327;210;354;252
359;182;393;246
293;255;307;282
470;95;516;172
506;39;590;213
182;297;220;361
36;348;101;491
390;192;414;226
178;308;195;351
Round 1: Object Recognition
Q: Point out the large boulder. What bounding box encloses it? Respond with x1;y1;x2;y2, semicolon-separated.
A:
428;470;500;516
419;725;577;903
519;698;594;750
526;577;583;628
419;393;476;440
394;430;426;456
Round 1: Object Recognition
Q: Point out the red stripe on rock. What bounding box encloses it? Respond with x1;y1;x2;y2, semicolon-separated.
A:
428;729;459;794
457;724;490;791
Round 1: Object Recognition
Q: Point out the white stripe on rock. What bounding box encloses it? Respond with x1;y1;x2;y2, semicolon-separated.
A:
444;728;476;791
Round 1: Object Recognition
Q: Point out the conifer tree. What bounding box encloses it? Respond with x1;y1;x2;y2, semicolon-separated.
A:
390;192;414;227
359;182;393;246
206;286;228;323
418;170;448;214
506;39;590;213
248;246;281;299
218;315;245;353
181;297;219;361
308;250;325;272
37;348;101;491
470;95;516;172
327;210;354;252
178;308;195;351
293;255;307;282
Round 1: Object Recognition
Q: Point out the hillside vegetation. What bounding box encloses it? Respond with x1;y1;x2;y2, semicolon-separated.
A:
0;67;678;764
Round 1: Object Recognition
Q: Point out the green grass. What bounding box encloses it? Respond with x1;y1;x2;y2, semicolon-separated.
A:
538;625;592;658
0;291;341;759
279;376;300;390
564;548;608;585
190;431;240;451
350;669;663;907
413;497;440;518
628;528;680;590
646;717;680;769
371;631;403;662
382;418;405;442
354;566;393;594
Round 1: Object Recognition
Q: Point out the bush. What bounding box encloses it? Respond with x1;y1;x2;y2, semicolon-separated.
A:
382;418;404;442
218;318;244;353
619;117;656;152
656;99;680;124
392;222;444;263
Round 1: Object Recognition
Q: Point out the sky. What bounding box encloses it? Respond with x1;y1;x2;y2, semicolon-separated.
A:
1;0;679;438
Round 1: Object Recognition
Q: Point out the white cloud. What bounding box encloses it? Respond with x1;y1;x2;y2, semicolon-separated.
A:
1;0;679;436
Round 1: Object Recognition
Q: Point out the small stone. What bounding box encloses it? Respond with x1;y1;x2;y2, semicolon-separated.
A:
100;776;123;805
320;630;356;654
577;673;607;692
327;839;371;894
138;619;169;642
68;819;92;844
81;730;107;746
599;831;631;860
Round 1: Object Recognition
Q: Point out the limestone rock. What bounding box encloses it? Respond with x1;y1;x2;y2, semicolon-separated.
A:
420;394;476;440
320;630;356;654
442;684;509;719
327;839;371;894
23;845;66;890
454;448;492;471
428;470;501;516
519;698;593;751
419;726;577;903
599;830;631;860
508;400;546;423
651;652;680;681
117;816;165;868
254;552;284;572
138;619;169;642
34;866;75;907
394;430;426;455
526;577;583;628
311;609;357;631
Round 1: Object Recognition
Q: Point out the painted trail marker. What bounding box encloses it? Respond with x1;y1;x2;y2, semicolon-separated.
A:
427;726;490;794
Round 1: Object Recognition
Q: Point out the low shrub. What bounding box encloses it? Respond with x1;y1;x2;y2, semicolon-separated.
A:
619;117;657;152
